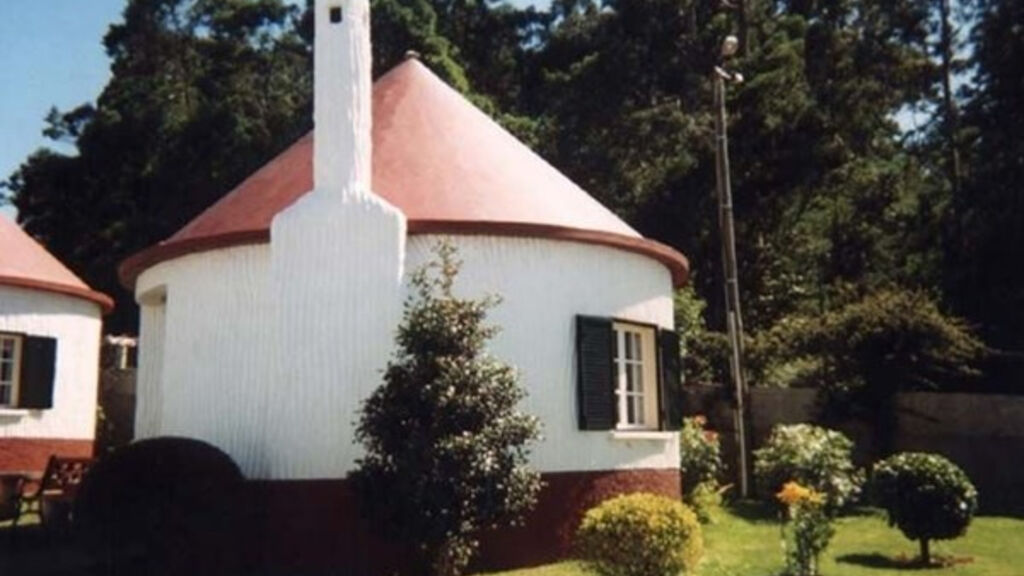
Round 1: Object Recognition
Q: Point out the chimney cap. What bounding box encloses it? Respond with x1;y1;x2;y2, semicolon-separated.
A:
404;50;421;60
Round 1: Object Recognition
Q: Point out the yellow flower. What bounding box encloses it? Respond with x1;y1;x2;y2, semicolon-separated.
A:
776;481;813;506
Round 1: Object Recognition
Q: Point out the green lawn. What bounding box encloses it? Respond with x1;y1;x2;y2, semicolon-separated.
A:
480;503;1024;576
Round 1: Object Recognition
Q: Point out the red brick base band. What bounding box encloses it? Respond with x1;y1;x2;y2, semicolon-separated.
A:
0;437;94;473
239;468;681;575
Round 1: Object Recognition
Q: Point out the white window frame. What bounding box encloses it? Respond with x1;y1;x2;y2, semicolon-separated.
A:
0;333;23;408
612;322;658;431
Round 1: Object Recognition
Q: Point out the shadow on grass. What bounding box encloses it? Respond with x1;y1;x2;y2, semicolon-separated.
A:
840;506;885;519
837;553;973;571
724;500;779;523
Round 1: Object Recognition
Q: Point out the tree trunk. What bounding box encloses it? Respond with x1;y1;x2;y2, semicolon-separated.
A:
737;0;750;56
919;538;931;565
938;0;962;198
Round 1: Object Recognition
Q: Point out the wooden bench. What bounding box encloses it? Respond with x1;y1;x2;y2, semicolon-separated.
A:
0;472;28;531
19;455;95;534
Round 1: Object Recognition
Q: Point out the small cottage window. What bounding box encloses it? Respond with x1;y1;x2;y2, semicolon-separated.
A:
613;322;657;429
576;316;682;432
0;332;57;410
0;334;23;407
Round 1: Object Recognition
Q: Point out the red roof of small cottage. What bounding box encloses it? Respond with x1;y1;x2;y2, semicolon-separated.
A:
0;216;113;311
120;59;689;287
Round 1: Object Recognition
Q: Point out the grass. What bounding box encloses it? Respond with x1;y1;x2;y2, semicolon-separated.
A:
479;502;1024;576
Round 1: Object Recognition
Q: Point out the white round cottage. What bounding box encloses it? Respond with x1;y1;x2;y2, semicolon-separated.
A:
0;216;110;472
120;0;690;570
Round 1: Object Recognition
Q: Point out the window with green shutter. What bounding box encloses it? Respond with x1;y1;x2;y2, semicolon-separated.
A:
0;333;22;407
575;317;682;431
0;332;57;410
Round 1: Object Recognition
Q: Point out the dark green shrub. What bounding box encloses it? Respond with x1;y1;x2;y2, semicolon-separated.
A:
872;452;978;564
753;424;864;512
576;493;703;576
351;242;541;576
74;436;244;576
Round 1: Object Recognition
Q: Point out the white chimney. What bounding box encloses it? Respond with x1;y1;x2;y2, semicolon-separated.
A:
314;0;372;195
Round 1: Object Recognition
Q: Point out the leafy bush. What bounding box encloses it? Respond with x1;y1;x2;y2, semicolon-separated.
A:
754;424;863;512
688;480;726;524
577;493;703;576
693;288;987;398
74;436;244;575
679;415;722;487
777;482;835;576
871;452;978;564
679;415;726;523
351;242;541;576
810;289;986;398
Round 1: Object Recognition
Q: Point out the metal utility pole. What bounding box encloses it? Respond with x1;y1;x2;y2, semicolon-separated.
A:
713;36;750;498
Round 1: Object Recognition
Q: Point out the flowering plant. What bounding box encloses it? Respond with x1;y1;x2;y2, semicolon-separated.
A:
679;416;726;523
679;416;721;487
777;481;834;576
754;423;864;513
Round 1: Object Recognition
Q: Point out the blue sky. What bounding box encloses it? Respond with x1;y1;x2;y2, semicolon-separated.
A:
0;0;548;219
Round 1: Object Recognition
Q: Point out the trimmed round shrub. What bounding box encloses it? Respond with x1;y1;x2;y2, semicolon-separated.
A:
753;423;864;512
75;436;245;575
576;492;703;576
871;452;978;563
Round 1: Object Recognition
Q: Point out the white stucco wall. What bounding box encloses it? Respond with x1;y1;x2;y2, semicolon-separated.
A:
405;235;679;472
134;234;678;478
134;292;166;440
0;285;102;440
266;189;406;479
135;245;274;475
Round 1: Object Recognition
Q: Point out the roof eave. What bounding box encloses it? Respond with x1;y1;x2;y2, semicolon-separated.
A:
118;223;690;291
0;275;115;314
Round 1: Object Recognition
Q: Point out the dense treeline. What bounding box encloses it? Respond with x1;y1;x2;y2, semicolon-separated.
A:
2;0;1021;390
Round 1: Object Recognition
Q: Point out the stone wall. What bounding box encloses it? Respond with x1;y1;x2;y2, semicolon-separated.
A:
96;367;136;455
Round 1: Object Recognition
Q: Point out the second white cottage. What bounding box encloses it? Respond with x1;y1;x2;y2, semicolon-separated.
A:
119;0;691;570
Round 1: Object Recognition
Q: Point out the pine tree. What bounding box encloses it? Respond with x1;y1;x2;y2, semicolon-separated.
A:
351;242;542;576
947;0;1024;355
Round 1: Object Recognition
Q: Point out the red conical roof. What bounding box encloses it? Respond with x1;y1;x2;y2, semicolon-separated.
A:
0;216;113;311
121;59;688;287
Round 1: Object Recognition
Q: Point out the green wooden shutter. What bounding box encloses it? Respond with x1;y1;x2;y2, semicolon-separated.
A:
658;329;683;431
576;316;615;430
18;336;57;409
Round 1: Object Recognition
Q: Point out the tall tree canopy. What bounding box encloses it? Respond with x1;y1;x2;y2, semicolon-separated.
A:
946;0;1024;354
5;0;313;331
2;0;1020;387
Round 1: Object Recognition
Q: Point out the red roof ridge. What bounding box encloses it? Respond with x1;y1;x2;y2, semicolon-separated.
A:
120;59;689;288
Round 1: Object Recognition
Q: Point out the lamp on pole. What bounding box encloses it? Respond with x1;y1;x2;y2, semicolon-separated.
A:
713;35;749;498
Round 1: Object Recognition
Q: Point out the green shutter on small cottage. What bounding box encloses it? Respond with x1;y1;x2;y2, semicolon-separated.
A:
19;336;57;409
576;316;615;430
658;329;683;431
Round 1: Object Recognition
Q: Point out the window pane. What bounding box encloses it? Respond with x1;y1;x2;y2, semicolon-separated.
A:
626;393;635;423
0;362;10;382
634;364;644;393
625;361;634;392
624;331;632;359
0;385;9;405
634;333;642;362
0;339;12;361
634;396;645;425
